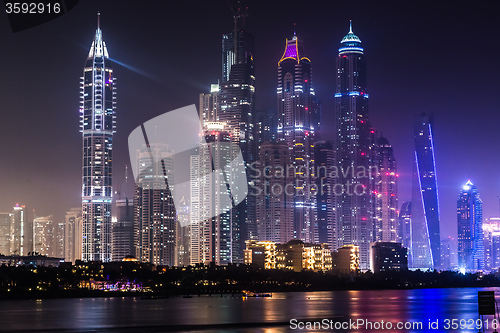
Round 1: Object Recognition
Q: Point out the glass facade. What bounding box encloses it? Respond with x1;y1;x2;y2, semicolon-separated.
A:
457;181;484;271
80;18;116;262
411;114;441;269
334;23;374;270
277;34;318;243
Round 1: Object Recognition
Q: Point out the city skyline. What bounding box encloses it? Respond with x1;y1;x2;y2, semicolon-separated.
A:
0;1;499;244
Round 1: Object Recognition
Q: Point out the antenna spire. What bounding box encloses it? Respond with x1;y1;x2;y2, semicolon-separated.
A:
293;22;296;36
349;20;353;33
97;12;100;30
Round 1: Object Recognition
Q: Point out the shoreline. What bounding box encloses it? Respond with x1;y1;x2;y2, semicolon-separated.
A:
1;284;499;301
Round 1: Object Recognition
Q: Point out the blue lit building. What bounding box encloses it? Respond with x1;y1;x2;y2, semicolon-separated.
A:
398;202;412;253
315;141;336;249
334;22;374;270
457;180;484;271
411;114;440;269
80;14;116;262
277;32;318;243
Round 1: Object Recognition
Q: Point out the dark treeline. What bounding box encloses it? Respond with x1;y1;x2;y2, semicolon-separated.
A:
1;263;499;299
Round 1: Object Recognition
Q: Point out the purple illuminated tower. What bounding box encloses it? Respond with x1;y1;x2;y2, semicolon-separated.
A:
277;33;318;243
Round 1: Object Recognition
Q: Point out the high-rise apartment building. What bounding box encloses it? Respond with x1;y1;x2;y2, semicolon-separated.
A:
374;137;398;242
64;208;83;263
277;33;317;243
411;114;441;269
0;213;12;255
11;204;33;256
112;198;134;261
80;15;116;262
33;216;55;256
440;237;458;270
189;153;201;265
255;108;277;148
315;141;336;249
457;180;484;271
219;10;256;260
198;123;234;265
256;141;293;243
398;202;412;252
175;196;191;267
483;217;500;271
334;22;374;270
134;143;176;266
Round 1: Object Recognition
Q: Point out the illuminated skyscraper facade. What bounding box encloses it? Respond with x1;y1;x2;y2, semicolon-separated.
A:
11;205;32;256
277;33;317;243
134;143;176;266
64;208;82;263
411;114;441;269
33;216;55;257
0;213;12;255
374;137;398;242
80;15;116;262
199;123;233;265
112;198;134;261
483;217;500;271
334;22;374;270
398;202;412;252
219;11;256;261
457;180;484;271
256;141;293;244
315;141;336;249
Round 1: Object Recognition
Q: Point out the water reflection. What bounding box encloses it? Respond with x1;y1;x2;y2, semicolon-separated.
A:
0;288;493;332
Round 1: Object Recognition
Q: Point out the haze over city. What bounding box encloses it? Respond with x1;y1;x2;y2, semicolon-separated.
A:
0;0;499;243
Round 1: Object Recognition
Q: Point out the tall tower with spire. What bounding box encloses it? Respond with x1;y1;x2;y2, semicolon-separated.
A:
334;21;374;270
277;32;318;243
80;13;116;262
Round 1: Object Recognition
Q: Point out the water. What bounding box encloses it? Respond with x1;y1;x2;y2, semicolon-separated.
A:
0;288;496;332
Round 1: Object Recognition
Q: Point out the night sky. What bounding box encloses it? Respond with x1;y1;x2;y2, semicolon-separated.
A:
0;1;499;241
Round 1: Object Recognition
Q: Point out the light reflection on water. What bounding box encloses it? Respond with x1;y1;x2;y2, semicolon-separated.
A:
0;288;495;332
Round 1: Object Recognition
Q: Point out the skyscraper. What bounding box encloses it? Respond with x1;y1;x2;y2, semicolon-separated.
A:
80;14;116;262
64;208;83;263
219;9;256;261
457;180;484;271
256;141;293;243
33;216;55;256
398;202;412;252
334;22;374;270
277;33;317;243
315;141;336;249
255;108;278;148
374;137;398;242
112;198;134;261
175;196;191;267
11;204;33;256
0;213;12;255
411;114;441;269
189;153;202;265
199;83;220;124
198;123;234;265
483;217;500;271
134;143;176;266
